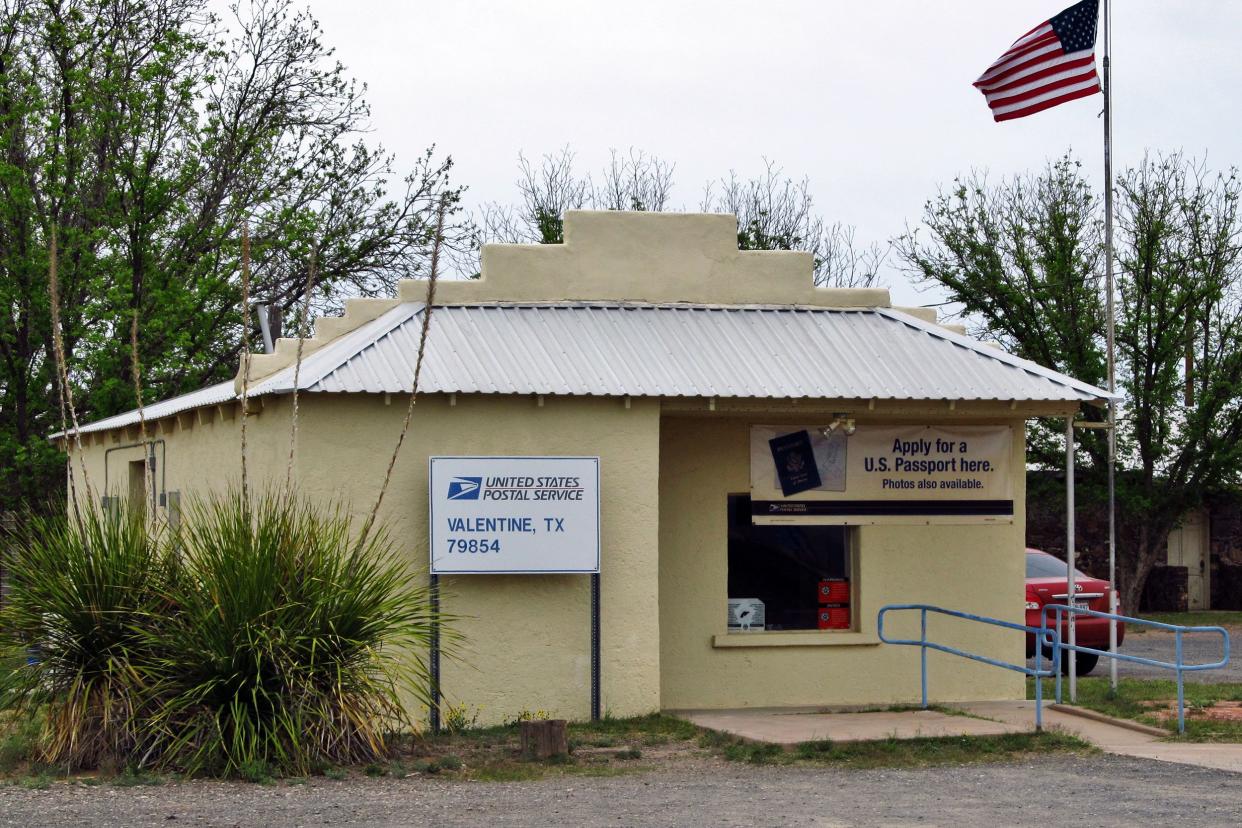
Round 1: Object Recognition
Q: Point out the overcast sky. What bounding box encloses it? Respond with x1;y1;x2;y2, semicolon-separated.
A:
277;1;1239;307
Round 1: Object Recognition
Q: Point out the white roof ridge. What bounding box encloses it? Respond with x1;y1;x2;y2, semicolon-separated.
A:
434;300;881;311
250;301;423;395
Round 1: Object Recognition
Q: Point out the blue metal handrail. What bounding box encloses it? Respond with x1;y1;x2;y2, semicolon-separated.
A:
878;604;1061;730
1041;604;1231;734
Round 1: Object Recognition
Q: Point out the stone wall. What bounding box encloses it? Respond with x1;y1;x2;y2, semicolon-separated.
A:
1209;490;1242;609
1026;472;1242;611
1143;567;1188;612
1025;471;1112;580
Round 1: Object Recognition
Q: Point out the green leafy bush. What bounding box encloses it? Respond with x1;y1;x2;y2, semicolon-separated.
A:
0;492;447;778
146;492;444;777
0;507;172;769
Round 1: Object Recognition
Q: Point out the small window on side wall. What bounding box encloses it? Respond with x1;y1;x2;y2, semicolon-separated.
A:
727;494;853;632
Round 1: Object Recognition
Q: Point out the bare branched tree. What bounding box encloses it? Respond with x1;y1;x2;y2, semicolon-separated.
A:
463;150;881;289
702;161;886;289
459;147;678;276
596;149;676;212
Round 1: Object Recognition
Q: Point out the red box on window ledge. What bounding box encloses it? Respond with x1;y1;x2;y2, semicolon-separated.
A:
818;579;850;604
818;605;851;630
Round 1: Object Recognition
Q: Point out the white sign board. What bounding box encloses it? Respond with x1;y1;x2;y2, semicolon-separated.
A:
429;456;600;574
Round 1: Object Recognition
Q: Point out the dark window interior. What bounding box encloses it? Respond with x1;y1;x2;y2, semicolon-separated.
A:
728;494;849;631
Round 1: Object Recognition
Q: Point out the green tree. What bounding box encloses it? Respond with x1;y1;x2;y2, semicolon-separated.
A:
896;156;1107;467
1113;155;1242;608
898;153;1242;610
0;0;463;509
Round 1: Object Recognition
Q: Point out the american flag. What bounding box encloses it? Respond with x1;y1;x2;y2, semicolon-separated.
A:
974;0;1102;122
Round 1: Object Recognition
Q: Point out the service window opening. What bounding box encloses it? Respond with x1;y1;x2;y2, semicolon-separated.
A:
727;494;853;631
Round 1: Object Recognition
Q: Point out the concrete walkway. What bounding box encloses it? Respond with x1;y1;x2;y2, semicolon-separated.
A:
955;700;1242;775
675;705;1025;745
676;701;1242;774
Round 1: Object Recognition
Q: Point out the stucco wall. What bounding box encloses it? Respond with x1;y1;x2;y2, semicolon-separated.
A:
67;395;1036;719
293;392;662;726
67;392;662;727
66;397;289;509
657;414;1028;711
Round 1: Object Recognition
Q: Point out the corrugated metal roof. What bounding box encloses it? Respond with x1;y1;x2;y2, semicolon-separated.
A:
65;301;1113;436
254;302;1112;402
56;380;237;437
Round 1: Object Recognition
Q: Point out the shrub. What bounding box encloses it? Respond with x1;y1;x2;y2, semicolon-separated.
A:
0;506;172;770
0;491;449;779
0;710;41;773
144;491;444;777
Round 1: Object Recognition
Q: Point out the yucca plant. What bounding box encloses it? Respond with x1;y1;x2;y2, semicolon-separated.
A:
146;491;444;777
0;505;173;770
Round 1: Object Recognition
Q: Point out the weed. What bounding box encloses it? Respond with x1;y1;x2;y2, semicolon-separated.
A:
236;759;274;785
1138;611;1242;629
1028;676;1242;742
18;773;51;790
723;741;786;765
614;747;642;760
794;739;835;759
0;711;40;774
110;769;166;787
323;767;349;781
439;754;463;771
697;730;735;750
443;703;481;733
503;709;552;727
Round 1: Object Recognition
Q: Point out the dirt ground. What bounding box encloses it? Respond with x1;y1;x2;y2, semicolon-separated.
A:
2;754;1240;828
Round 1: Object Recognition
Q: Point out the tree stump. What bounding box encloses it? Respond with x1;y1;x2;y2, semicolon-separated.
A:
519;719;568;760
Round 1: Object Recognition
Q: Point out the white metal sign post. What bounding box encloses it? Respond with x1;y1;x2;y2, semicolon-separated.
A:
427;457;602;727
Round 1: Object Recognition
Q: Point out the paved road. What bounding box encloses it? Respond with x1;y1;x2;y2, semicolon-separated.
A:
1027;625;1241;683
2;755;1240;828
1113;626;1240;682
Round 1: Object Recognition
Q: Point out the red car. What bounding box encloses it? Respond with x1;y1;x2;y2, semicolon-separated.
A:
1025;548;1124;675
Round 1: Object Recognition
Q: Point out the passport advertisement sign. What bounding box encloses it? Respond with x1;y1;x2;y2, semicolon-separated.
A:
750;425;1013;525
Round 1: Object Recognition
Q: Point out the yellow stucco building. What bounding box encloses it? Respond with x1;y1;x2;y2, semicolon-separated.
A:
59;211;1110;725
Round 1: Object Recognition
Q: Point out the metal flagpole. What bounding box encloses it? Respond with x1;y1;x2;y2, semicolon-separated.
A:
1102;0;1119;692
1067;416;1077;702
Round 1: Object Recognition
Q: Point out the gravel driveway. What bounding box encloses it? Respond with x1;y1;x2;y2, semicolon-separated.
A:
1112;626;1241;682
1027;624;1241;683
2;755;1239;828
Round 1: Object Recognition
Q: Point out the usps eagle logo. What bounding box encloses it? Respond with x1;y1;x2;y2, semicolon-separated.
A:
446;477;482;500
